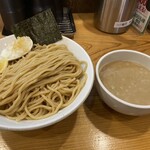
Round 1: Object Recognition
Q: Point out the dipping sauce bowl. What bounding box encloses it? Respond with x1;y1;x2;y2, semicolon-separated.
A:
95;50;150;116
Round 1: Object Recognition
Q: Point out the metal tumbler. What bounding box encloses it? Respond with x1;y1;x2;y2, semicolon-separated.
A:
95;0;138;34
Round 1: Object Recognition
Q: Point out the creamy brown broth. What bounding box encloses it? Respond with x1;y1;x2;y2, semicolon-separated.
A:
99;61;150;105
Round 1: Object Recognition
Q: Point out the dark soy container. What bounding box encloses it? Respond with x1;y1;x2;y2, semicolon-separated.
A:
0;0;27;35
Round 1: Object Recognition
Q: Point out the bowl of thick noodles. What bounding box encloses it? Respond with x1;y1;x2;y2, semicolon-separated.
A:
0;35;94;131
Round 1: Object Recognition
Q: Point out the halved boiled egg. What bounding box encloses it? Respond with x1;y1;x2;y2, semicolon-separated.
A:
0;36;33;61
0;56;8;73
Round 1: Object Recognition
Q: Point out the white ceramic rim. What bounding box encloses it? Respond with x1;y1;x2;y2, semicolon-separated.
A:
96;49;150;109
0;35;94;131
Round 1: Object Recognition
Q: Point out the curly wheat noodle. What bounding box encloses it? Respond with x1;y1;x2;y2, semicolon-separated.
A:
0;44;87;121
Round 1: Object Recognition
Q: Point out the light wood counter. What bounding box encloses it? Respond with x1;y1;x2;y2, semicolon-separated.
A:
0;13;150;150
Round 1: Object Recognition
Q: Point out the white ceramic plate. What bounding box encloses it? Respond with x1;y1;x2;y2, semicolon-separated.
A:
0;35;94;131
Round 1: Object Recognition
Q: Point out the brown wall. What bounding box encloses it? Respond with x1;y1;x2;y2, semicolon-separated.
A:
63;0;98;13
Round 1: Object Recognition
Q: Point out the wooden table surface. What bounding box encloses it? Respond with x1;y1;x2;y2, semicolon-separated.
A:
0;13;150;150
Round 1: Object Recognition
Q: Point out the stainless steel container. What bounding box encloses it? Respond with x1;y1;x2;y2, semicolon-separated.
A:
95;0;138;34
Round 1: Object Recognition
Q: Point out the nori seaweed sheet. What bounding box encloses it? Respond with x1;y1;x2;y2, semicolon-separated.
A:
12;8;62;45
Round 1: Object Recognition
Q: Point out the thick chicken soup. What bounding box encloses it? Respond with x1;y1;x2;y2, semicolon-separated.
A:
99;61;150;105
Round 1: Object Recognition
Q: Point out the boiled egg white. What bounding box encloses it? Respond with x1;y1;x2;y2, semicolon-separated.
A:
0;36;33;61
